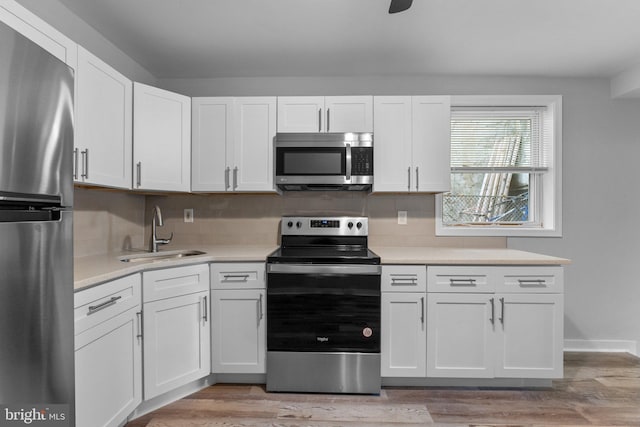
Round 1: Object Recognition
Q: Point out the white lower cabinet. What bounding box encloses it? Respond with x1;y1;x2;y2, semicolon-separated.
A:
74;274;142;427
142;264;210;400
381;265;427;377
210;263;266;374
426;266;564;379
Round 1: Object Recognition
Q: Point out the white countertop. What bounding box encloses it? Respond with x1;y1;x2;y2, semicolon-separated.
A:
74;245;277;291
74;245;570;292
371;246;571;266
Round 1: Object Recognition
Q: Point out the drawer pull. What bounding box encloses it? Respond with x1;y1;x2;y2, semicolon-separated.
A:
87;296;122;315
449;278;477;286
391;276;417;284
223;274;250;282
518;279;547;286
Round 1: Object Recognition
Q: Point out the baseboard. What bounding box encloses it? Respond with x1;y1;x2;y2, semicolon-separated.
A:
564;339;638;356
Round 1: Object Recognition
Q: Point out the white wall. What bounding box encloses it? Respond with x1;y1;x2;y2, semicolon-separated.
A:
160;74;640;354
16;0;156;84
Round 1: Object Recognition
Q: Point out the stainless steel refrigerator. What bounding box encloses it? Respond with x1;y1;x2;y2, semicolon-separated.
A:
0;20;74;426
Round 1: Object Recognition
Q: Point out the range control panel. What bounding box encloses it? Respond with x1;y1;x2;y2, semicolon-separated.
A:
282;216;368;236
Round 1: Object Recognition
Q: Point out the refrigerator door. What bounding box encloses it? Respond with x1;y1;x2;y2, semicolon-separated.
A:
0;211;73;420
0;20;74;207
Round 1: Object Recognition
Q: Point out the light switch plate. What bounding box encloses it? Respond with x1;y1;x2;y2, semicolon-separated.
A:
184;208;194;223
398;210;407;225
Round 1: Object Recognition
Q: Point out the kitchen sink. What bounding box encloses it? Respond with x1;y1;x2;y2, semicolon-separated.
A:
118;249;206;263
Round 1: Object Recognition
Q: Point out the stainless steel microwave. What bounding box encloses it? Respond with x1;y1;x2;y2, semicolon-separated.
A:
275;132;373;191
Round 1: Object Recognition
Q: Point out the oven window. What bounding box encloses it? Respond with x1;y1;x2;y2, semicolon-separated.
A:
277;148;345;175
267;272;380;353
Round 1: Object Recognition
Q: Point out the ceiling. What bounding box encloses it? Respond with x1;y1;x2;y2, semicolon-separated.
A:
52;0;640;80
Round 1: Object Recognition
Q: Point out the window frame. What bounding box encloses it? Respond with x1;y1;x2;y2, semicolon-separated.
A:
435;95;562;237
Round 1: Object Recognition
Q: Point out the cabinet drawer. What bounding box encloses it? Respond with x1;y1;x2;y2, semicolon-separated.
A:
382;265;426;292
497;266;564;293
211;262;266;290
143;264;209;302
74;274;141;336
427;266;494;293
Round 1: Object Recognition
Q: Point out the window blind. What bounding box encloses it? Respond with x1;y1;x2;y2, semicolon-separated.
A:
450;107;547;173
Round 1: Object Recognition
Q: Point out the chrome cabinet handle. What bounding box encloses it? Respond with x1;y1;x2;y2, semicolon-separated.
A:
391;276;418;284
326;108;330;132
407;167;411;191
518;279;547;286
73;148;79;180
233;167;238;190
88;296;121;315
258;293;264;321
415;166;419;191
449;278;477;286
489;297;495;324
202;295;208;322
420;296;425;325
318;108;322;132
136;311;143;340
80;149;88;179
223;274;250;281
499;297;505;324
225;167;230;190
136;162;142;187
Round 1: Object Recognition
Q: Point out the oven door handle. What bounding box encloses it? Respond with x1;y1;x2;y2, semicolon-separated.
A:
267;264;381;275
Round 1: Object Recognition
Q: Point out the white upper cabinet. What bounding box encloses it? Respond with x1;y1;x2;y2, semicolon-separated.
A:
373;96;451;193
0;0;77;69
192;97;276;192
277;96;373;133
75;46;132;189
133;82;191;192
412;96;451;193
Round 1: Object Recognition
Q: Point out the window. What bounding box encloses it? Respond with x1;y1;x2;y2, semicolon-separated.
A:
436;95;562;237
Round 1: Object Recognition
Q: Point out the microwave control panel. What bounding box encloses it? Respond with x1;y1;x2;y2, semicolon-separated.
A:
351;147;373;176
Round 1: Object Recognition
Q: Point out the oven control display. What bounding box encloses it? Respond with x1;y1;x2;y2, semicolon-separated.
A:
310;219;340;228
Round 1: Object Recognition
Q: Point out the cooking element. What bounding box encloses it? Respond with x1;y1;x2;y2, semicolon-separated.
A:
275;133;373;191
0;20;75;423
266;217;381;394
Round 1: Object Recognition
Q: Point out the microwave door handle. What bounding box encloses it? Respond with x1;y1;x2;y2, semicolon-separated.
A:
345;143;352;181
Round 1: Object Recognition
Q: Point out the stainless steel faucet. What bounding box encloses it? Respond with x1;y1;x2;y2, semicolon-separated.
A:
150;205;173;252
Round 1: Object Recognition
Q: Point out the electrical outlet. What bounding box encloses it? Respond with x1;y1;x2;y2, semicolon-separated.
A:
184;208;194;223
398;210;407;225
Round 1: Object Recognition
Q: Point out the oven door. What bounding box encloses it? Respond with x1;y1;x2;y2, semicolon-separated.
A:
267;264;381;353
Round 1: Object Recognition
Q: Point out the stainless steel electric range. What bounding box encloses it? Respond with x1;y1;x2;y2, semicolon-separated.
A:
266;216;381;394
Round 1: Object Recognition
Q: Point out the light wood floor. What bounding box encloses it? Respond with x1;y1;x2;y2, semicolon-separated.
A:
127;352;640;426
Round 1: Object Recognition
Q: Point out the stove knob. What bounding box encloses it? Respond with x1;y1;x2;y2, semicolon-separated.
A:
296;221;302;228
348;222;354;229
287;221;293;228
356;222;363;230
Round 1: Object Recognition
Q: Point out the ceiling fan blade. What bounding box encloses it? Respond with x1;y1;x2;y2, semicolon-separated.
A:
389;0;413;14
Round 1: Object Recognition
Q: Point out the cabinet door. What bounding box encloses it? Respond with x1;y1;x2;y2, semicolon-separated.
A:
412;96;451;192
277;96;324;132
76;46;132;189
232;97;276;192
381;292;426;377
211;289;266;374
133;82;191;191
373;97;413;192
143;291;210;400
0;1;77;68
75;307;142;427
191;97;233;191
325;96;373;133
427;293;494;378
494;293;564;378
